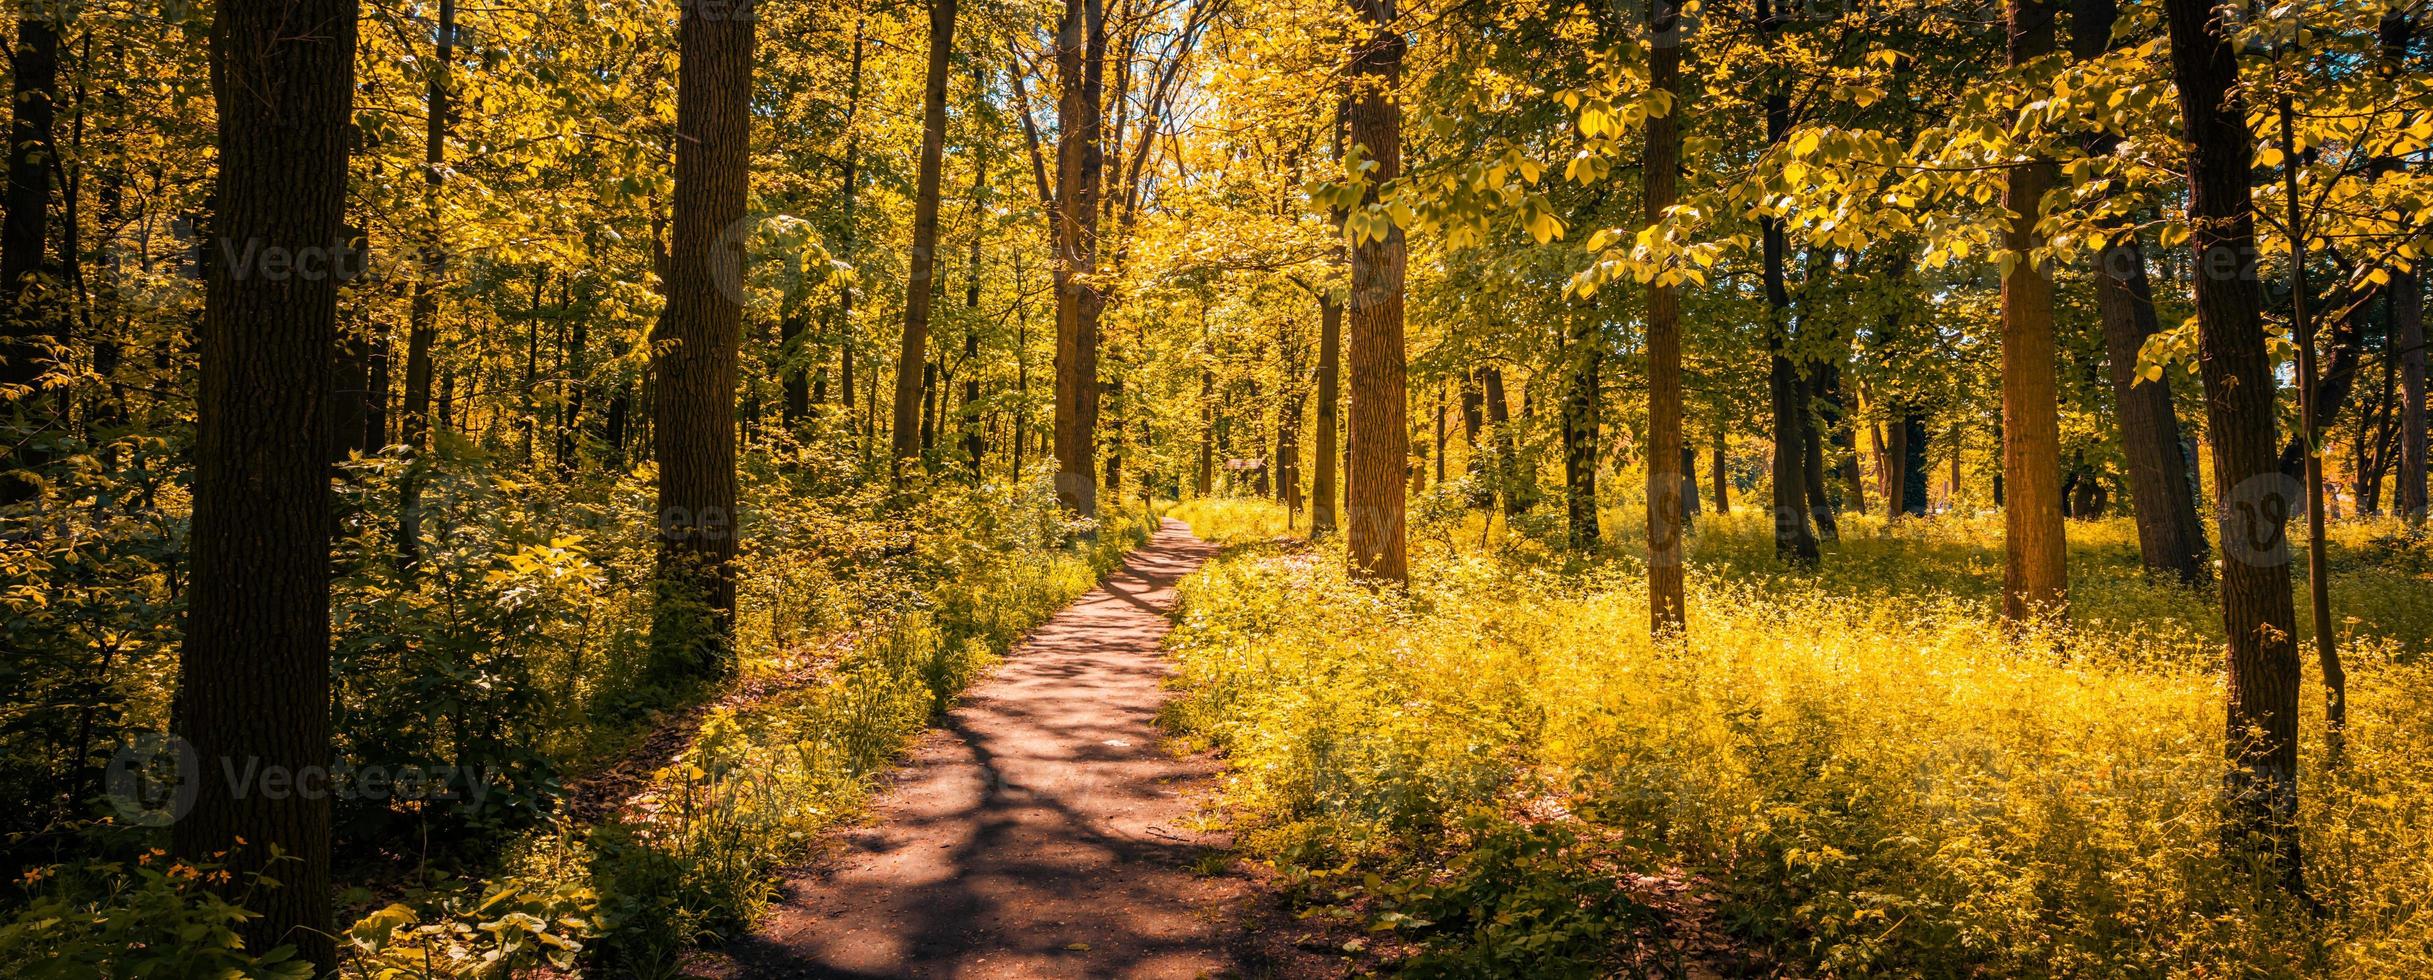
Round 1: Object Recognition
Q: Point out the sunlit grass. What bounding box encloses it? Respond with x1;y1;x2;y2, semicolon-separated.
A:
1167;498;2433;976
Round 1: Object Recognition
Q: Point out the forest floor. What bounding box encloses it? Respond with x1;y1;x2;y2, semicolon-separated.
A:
692;518;1320;979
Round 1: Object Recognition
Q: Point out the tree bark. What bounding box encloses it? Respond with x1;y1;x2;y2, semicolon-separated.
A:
2383;11;2426;522
1052;0;1107;517
1343;0;1407;581
2000;0;2068;623
1644;0;1686;633
2162;0;2304;889
175;0;357;969
893;0;956;470
649;0;754;677
0;6;61;500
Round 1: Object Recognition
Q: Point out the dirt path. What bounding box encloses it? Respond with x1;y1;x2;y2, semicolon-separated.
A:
704;518;1249;979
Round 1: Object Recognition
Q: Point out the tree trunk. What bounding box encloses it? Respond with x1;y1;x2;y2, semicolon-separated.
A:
174;0;357;969
2000;0;2068;623
2399;266;2428;521
1312;271;1344;533
1561;304;1602;550
0;7;61;500
396;0;455;566
1343;0;1407;581
1803;370;1840;542
1644;0;1686;633
649;0;754;678
962;131;987;475
2090;233;2211;583
1757;0;1817;564
892;0;956;470
1711;429;1729;514
2162;0;2304;889
1052;0;1107;517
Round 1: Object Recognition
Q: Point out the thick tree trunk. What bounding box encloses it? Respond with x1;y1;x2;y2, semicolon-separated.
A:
2001;0;2068;623
1343;0;1407;581
1644;0;1686;633
1052;0;1107;517
2091;235;2211;582
2162;0;2304;889
0;7;61;500
892;0;956;470
174;0;357;969
649;0;754;677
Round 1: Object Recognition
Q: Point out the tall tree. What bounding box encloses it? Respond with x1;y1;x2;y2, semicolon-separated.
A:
1343;0;1407;582
1643;0;1686;634
1560;300;1602;549
174;0;359;969
1312;102;1348;537
2385;11;2426;522
1999;0;2067;623
395;0;455;566
1756;0;1818;564
2073;0;2210;585
2161;0;2304;889
893;0;958;469
650;0;755;677
0;3;62;501
1052;0;1107;517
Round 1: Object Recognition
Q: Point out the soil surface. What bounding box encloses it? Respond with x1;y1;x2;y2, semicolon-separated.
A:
701;518;1277;979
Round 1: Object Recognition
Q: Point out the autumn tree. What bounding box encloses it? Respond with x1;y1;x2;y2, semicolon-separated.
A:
893;0;958;470
1999;0;2066;623
651;0;756;677
2160;0;2303;888
1644;0;1686;633
173;0;360;969
1343;0;1408;582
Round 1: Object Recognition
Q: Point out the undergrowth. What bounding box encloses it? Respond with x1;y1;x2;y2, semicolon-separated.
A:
1167;497;2433;977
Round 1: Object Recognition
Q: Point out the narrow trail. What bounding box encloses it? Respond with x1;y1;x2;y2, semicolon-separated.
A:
705;518;1251;979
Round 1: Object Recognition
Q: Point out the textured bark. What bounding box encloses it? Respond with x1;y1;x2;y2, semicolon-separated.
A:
962;129;987;474
174;0;357;969
2162;0;2304;887
0;7;61;499
2093;239;2212;582
1344;0;1407;581
650;0;754;675
892;0;956;468
1052;0;1107;517
1644;0;1686;633
1999;0;2068;623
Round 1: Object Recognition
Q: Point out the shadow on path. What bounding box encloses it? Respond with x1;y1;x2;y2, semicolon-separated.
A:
699;519;1246;979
